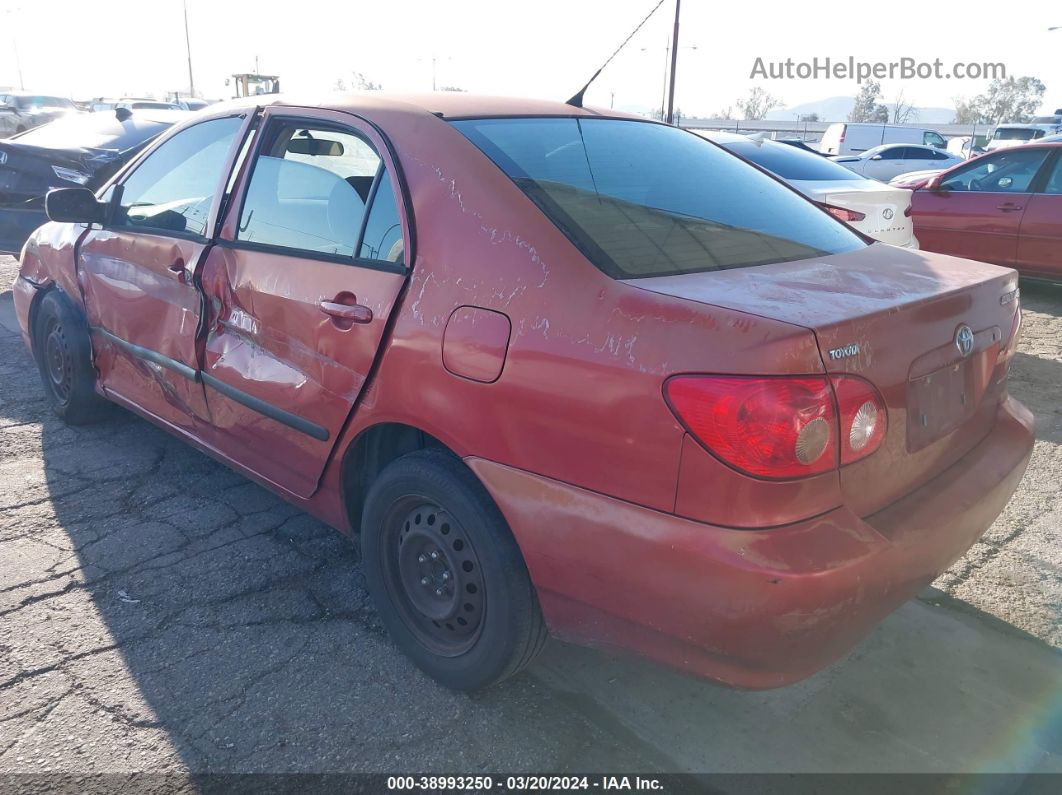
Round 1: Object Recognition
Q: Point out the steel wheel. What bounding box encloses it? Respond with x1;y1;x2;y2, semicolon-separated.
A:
383;500;486;656
42;317;73;406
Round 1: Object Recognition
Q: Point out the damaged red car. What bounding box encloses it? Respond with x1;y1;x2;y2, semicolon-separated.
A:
14;94;1033;691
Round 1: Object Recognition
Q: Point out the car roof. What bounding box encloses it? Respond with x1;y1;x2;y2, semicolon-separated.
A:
196;92;645;122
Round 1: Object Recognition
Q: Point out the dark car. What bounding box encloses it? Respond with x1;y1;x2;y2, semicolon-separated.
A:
775;138;827;156
0;93;78;137
0;109;184;253
15;94;1031;691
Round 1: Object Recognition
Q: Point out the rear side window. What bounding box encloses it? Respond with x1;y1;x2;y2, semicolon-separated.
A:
358;168;405;264
453;118;863;279
238;123;381;257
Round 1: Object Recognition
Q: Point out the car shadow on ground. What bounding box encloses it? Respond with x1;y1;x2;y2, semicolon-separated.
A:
1;286;1059;777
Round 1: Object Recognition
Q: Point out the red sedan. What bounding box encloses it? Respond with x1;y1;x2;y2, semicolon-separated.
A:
14;94;1033;691
908;142;1062;281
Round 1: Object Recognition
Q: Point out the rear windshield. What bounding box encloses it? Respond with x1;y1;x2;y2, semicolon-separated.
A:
13;114;173;151
993;128;1042;141
720;139;864;182
452;118;864;279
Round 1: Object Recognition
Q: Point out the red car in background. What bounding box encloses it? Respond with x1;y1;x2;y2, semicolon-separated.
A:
908;142;1062;281
14;94;1033;691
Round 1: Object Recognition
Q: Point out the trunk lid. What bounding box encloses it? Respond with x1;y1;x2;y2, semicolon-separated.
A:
629;243;1021;516
793;180;915;246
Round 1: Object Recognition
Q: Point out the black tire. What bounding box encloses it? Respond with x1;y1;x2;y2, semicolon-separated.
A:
361;449;547;690
32;290;110;424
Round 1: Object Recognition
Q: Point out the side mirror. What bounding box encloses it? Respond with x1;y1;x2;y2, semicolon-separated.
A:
45;188;105;224
870;155;883;161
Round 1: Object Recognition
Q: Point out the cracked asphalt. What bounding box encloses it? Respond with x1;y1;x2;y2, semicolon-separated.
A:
0;253;1059;782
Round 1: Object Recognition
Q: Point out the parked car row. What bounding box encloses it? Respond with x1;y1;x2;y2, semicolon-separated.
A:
12;93;1033;691
0;92;78;137
0;109;185;253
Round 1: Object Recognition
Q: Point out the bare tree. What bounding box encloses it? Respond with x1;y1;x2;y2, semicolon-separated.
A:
352;72;383;91
438;85;466;92
889;91;919;124
333;78;348;92
736;87;783;121
797;112;819;122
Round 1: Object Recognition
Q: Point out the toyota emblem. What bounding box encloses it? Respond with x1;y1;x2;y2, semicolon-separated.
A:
882;208;894;220
955;324;974;357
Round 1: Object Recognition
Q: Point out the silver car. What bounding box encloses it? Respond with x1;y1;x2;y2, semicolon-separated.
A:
697;131;919;248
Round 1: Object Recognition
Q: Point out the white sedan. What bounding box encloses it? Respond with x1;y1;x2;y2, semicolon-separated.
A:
831;144;964;183
698;131;919;248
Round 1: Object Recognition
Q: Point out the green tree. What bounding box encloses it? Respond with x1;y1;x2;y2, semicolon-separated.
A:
953;77;1047;125
849;81;887;122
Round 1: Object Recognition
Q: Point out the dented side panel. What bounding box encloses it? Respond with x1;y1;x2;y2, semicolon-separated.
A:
197;243;406;497
77;229;211;430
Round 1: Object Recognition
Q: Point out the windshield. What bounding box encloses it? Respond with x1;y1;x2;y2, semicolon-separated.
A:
14;95;74;110
452;118;864;280
721;139;864;182
993;128;1041;141
13;113;173;151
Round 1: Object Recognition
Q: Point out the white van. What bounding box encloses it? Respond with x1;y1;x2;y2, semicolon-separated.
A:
985;119;1062;151
819;123;947;156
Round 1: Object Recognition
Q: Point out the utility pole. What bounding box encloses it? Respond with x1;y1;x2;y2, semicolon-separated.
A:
665;0;681;124
183;0;196;97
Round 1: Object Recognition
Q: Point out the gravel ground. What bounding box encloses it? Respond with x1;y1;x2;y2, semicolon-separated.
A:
0;252;1058;780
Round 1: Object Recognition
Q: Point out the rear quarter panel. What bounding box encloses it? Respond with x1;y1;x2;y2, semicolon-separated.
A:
319;109;829;518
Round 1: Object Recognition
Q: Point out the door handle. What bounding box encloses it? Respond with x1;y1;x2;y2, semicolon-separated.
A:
997;203;1023;212
319;299;373;324
168;259;188;282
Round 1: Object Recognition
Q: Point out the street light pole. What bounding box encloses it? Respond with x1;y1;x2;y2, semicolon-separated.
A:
183;0;196;97
665;0;681;124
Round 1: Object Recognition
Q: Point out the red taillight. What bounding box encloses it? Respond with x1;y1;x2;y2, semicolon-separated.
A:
823;204;866;223
830;375;887;465
665;376;838;479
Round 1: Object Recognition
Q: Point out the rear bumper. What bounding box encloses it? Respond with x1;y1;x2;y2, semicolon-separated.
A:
468;396;1034;688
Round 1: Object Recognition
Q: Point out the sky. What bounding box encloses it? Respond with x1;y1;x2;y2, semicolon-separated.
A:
1;0;1059;118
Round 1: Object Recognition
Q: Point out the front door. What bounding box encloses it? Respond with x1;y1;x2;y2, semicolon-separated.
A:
1016;150;1062;279
198;108;410;497
912;147;1052;265
78;114;253;432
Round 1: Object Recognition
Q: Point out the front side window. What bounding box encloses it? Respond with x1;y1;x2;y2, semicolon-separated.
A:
925;131;946;148
867;146;906;160
940;148;1051;193
453;118;863;279
114;116;243;236
238;122;383;257
1041;155;1062;195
